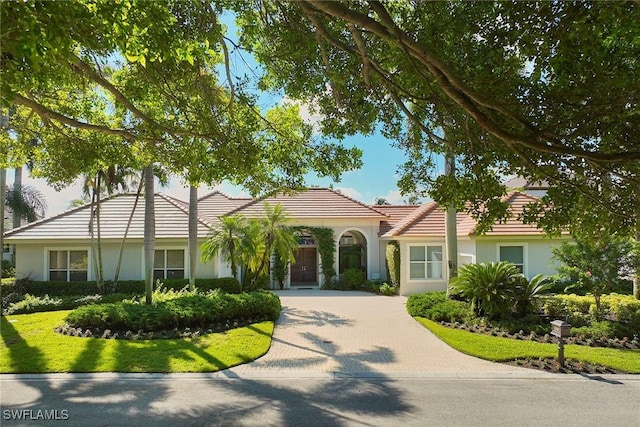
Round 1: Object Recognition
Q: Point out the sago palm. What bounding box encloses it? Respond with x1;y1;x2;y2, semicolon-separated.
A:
450;262;524;320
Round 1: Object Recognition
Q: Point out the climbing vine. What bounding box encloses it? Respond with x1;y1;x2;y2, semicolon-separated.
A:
385;241;400;288
291;226;336;281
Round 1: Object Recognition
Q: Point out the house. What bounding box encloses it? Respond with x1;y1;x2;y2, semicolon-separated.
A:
3;188;569;295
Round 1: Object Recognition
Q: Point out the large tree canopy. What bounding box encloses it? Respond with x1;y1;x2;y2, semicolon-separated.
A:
232;0;639;235
1;0;361;193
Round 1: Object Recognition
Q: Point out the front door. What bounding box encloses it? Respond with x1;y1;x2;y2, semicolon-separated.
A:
290;247;318;286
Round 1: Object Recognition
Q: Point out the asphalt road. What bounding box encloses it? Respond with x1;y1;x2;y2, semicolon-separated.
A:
1;373;639;426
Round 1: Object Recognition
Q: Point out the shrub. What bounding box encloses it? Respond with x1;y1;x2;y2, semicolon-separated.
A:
341;268;365;290
5;277;242;297
425;300;471;323
406;291;447;317
2;259;15;278
4;293;63;315
450;262;523;320
65;290;281;332
378;283;397;296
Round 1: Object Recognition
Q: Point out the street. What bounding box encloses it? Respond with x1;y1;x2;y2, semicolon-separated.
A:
1;373;639;426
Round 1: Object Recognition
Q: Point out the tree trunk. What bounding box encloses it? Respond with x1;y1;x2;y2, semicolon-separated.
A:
0;168;6;280
188;185;198;291
634;219;640;300
95;173;104;293
445;151;457;298
12;166;22;229
113;173;145;286
144;164;155;304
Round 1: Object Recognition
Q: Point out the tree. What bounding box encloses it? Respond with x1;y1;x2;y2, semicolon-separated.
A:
232;1;639;238
552;233;637;311
201;215;247;283
251;202;299;289
4;184;47;225
374;197;390;206
2;1;362;303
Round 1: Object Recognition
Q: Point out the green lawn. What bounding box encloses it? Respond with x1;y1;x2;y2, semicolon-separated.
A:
1;311;274;373
416;317;640;374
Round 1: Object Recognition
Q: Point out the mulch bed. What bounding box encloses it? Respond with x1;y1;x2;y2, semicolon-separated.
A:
504;358;626;374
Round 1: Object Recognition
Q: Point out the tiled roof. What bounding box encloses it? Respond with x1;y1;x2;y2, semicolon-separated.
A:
227;188;389;219
374;205;420;236
198;191;251;221
504;176;550;190
381;192;559;238
4;193;213;241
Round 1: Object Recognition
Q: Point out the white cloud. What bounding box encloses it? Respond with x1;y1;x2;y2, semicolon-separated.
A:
333;186;363;201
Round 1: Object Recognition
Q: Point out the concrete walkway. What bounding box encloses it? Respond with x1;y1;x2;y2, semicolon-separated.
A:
227;290;536;378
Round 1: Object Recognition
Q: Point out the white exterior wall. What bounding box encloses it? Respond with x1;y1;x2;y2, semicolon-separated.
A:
475;237;567;278
397;238;449;296
12;238;219;281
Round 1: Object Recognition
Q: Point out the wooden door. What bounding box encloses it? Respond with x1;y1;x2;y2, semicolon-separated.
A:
290;248;318;285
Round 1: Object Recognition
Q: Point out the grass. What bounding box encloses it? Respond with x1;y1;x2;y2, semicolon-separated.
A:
1;311;274;373
416;317;640;374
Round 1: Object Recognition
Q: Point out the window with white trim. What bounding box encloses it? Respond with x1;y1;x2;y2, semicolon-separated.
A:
153;249;185;280
49;250;88;281
409;245;443;280
499;245;525;273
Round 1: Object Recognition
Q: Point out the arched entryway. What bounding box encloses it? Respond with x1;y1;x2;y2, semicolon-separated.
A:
339;230;367;275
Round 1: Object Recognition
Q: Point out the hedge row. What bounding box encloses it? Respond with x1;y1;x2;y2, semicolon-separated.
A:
2;277;241;297
65;290;281;332
540;293;640;328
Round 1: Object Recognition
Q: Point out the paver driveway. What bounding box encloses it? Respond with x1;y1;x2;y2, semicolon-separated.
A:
227;290;531;377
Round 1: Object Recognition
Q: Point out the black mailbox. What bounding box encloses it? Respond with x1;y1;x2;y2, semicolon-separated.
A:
550;320;571;338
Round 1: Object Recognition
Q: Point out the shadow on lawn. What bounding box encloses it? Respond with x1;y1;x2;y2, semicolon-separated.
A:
0;316;47;373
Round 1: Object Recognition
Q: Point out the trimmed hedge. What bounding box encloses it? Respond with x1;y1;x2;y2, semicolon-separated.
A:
1;277;241;297
65;290;281;332
407;291;471;323
406;291;447;317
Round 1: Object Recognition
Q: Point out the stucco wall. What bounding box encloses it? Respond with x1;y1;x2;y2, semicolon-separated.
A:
12;238;218;281
397;238;448;296
475;237;565;277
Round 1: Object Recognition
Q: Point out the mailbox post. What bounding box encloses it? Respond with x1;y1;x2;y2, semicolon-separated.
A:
550;320;571;366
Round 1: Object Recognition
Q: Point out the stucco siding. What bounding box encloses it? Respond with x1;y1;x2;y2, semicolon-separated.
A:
475;238;566;278
398;239;448;296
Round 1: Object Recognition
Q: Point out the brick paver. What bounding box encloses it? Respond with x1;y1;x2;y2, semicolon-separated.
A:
227;290;531;377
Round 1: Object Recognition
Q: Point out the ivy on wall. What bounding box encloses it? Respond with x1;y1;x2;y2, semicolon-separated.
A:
385;240;400;288
291;226;336;281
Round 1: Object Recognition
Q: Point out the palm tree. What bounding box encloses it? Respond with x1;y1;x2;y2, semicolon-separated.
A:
4;184;47;225
83;165;134;293
112;165;169;286
201;214;247;283
250;202;298;289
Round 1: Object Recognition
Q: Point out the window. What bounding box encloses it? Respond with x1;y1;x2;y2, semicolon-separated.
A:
154;249;185;280
409;245;443;280
49;250;88;281
499;245;525;273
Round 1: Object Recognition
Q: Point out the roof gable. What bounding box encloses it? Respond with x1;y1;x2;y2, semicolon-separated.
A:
198;191;251;221
227;188;388;219
381;192;562;238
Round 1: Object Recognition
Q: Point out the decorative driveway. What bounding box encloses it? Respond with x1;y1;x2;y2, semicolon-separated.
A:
227;290;533;378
